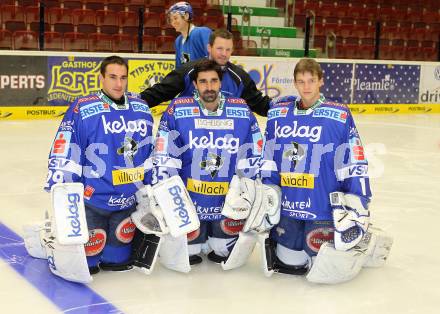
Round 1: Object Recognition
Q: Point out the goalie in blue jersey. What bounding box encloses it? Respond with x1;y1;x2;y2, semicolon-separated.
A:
131;59;266;273
257;58;393;284
23;56;154;283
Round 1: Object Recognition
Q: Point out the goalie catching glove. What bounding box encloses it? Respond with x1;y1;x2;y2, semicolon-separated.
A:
330;191;370;251
222;176;281;233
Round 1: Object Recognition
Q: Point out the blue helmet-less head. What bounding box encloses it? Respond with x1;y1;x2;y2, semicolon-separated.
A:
167;2;193;21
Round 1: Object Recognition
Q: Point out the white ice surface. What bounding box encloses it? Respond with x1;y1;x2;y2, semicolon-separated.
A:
0;114;439;314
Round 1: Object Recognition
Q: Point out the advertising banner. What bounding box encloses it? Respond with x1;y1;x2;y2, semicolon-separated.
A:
0;55;47;106
47;56;102;106
352;64;420;104
419;64;440;104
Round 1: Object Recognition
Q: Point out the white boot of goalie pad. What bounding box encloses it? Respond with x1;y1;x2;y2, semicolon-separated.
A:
159;234;191;273
306;242;366;284
257;232;275;277
45;236;92;284
362;226;393;268
23;222;48;259
221;232;257;271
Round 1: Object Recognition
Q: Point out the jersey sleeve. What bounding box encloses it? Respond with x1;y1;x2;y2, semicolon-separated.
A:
236;111;263;179
261;107;281;186
151;105;184;184
44;100;86;191
336;112;372;204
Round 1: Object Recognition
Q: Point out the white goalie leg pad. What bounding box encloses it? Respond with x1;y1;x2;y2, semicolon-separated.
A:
306;242;366;284
222;176;256;220
132;185;169;235
44;231;92;284
330;192;370;251
151;176;199;238
221;231;257;270
258;232;275;277
362;226;393;268
243;184;281;233
159;234;191;273
51;183;89;245
23;221;48;259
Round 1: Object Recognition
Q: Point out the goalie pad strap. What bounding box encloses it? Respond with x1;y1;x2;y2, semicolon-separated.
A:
131;230;162;275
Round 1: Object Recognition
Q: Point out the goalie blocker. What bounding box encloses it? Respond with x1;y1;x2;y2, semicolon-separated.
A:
23;183;92;284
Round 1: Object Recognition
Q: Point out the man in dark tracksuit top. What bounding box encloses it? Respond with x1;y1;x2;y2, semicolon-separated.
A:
140;29;271;117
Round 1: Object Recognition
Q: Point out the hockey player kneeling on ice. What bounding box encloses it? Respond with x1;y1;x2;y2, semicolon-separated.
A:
131;59;264;273
22;56;154;283
258;58;393;284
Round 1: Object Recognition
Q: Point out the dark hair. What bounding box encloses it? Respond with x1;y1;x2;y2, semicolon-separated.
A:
208;28;233;46
190;59;223;82
294;58;323;80
100;55;128;76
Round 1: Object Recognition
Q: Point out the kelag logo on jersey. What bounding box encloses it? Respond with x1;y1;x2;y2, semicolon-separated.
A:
313;107;347;123
50;131;72;157
80;102;110;119
102;115;148;136
226;107;249;118
189;131;240;153
268;107;289;120
174;106;200;119
275;120;322;142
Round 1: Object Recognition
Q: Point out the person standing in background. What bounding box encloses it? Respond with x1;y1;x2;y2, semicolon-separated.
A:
167;2;212;68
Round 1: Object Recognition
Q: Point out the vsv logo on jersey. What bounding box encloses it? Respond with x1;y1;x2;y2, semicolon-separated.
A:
313;107;347;123
268;107;289;120
275;120;322;142
226;107;249;118
102;115;148;136
50;131;72;157
337;165;368;179
80;102;110;119
189;131;240;153
175;106;200;119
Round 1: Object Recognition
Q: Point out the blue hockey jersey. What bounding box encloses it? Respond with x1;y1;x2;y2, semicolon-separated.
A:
175;26;212;68
261;95;371;221
45;91;154;212
152;93;263;221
